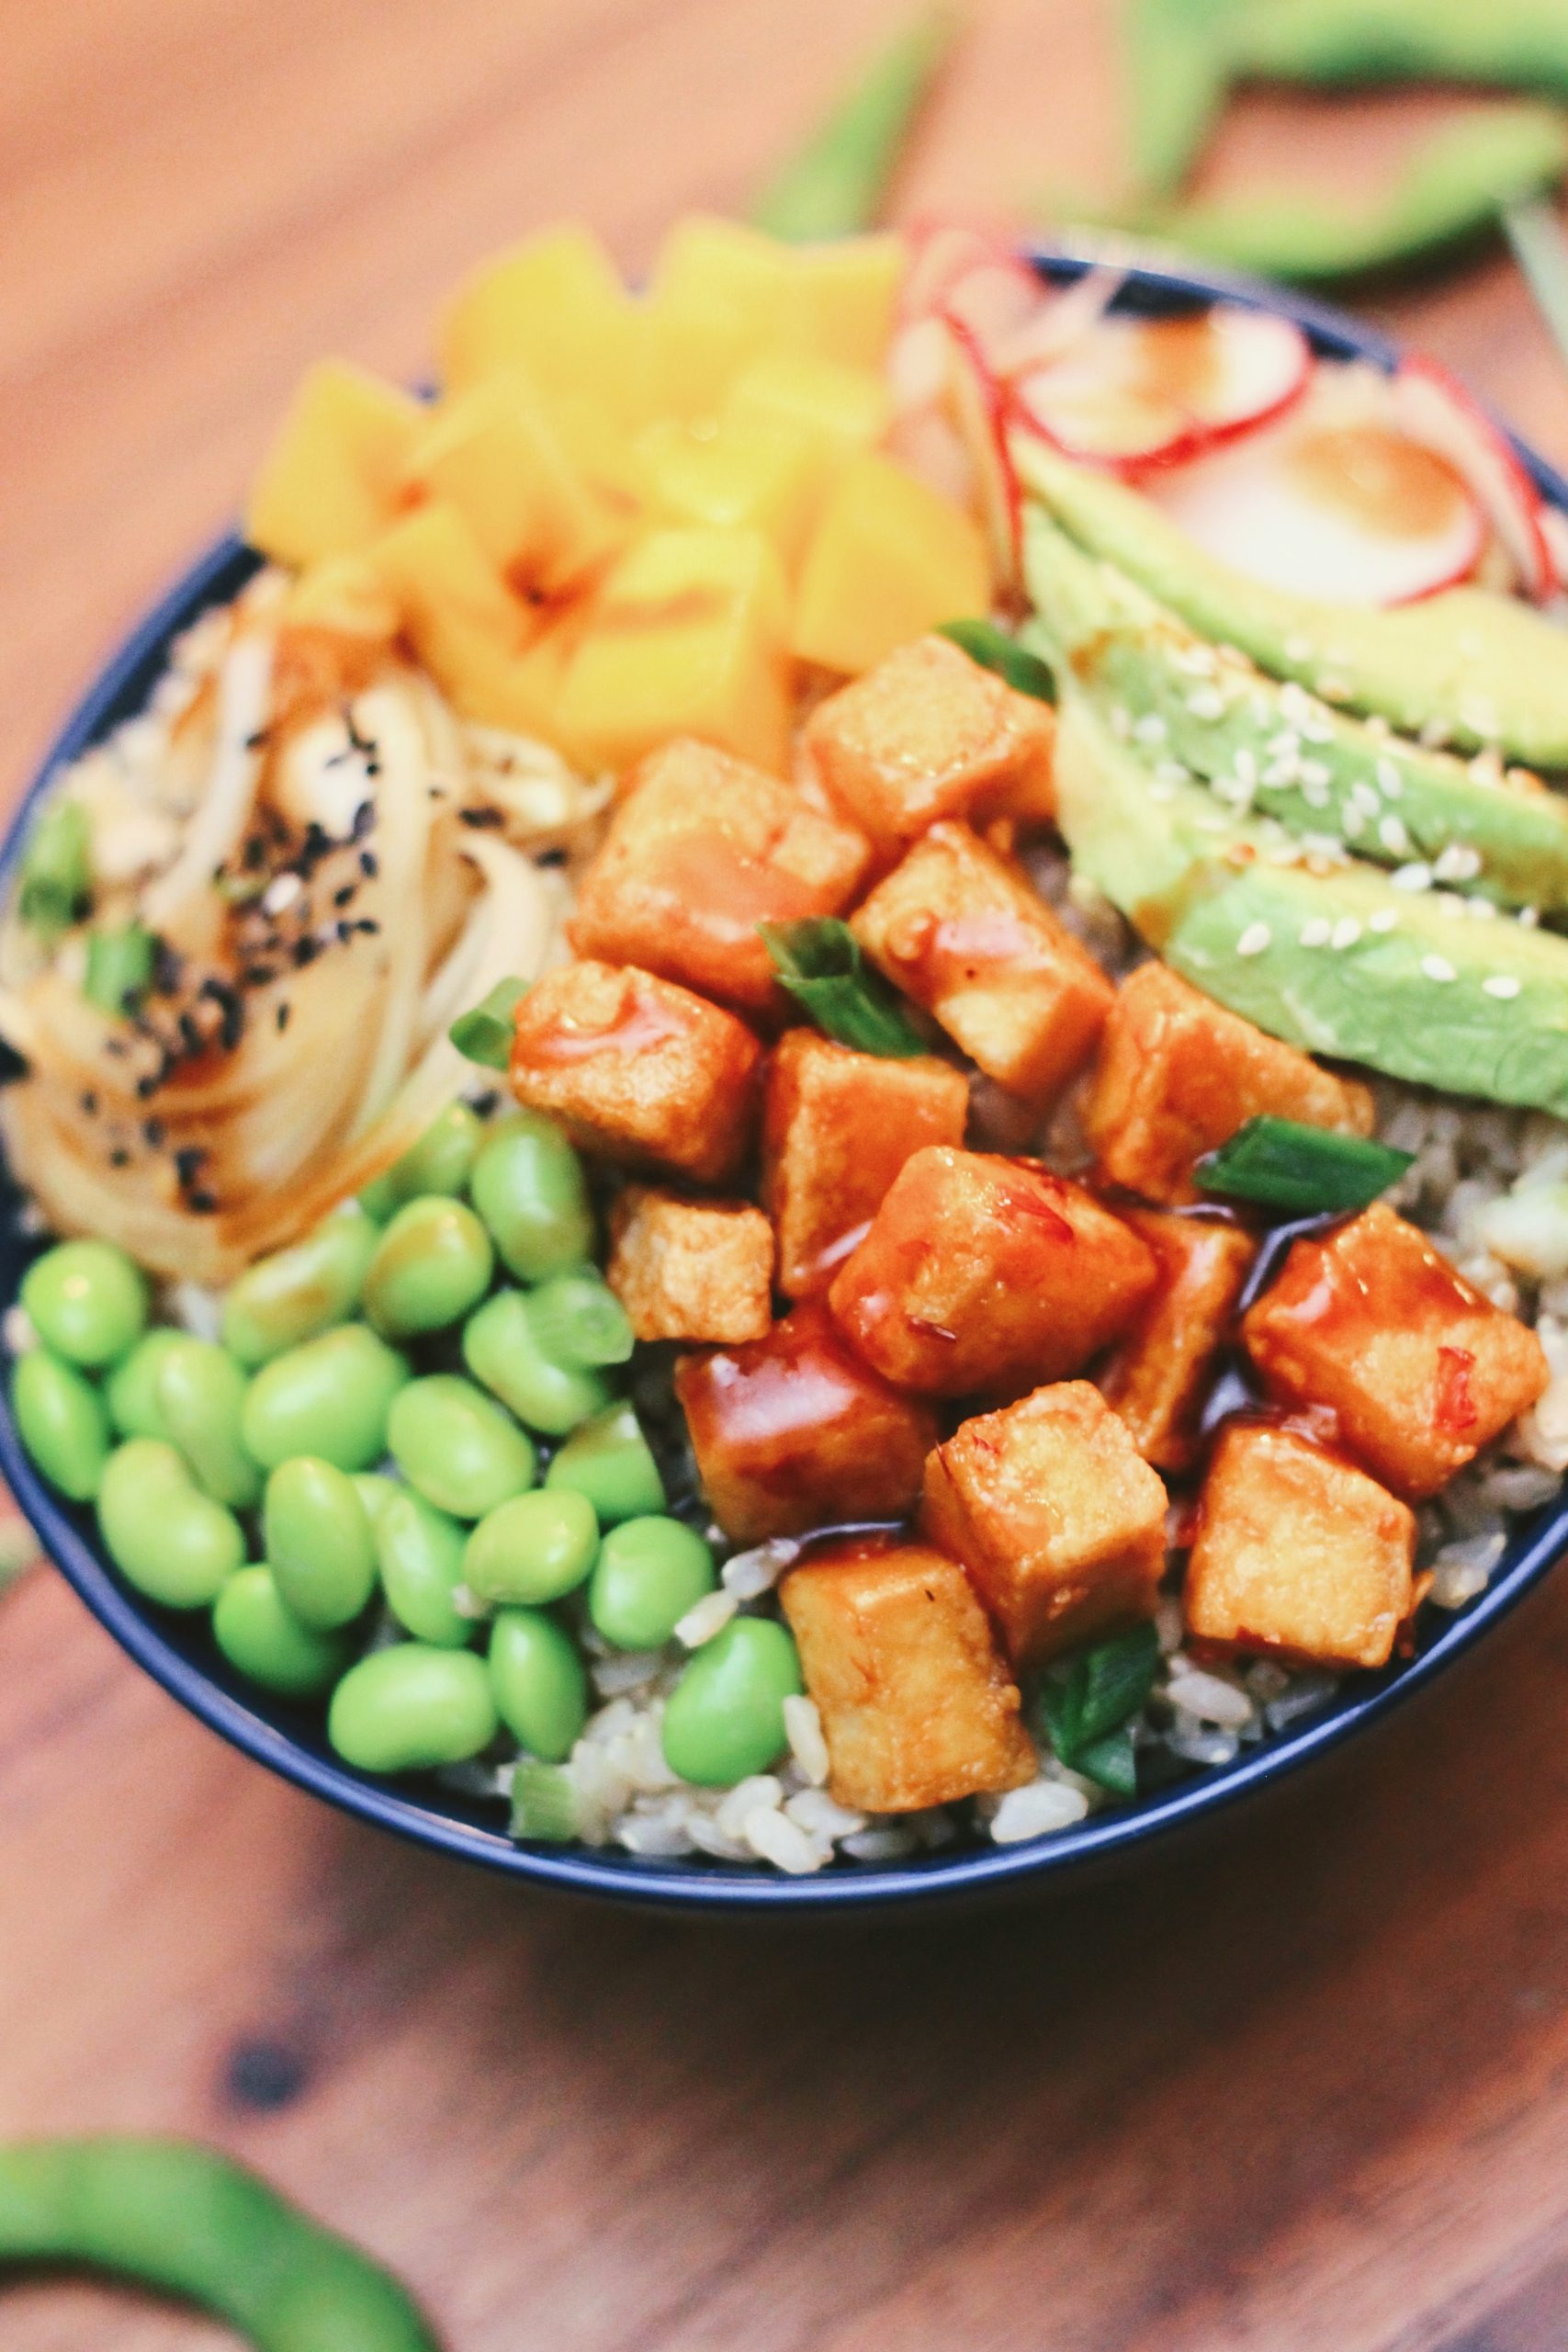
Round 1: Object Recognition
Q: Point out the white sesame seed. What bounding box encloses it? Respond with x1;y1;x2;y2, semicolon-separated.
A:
1483;974;1522;999
1519;905;1540;927
261;871;302;916
1186;685;1225;721
1265;730;1301;761
1299;758;1332;788
1422;955;1457;982
1378;814;1412;855
1316;675;1351;701
1261;758;1300;789
1299;712;1336;744
1467;897;1498;920
1154;759;1192;787
1392;863;1433;892
1369;908;1399;933
1233;746;1258;787
1236;922;1271;957
1133;713;1168;747
1299;917;1332;946
1349;782;1382;816
1432;842;1483;883
1330;917;1362;950
1341;805;1367;838
1364;714;1392;741
1375;758;1404;797
1302;778;1331;808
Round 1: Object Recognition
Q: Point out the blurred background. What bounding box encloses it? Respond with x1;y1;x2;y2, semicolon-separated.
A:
7;2;1568;2345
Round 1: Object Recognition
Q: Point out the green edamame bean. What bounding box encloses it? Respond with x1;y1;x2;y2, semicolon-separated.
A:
362;1196;494;1339
488;1608;588;1761
461;1289;610;1437
588;1516;715;1651
263;1456;377;1630
220;1206;378;1367
462;1488;599;1607
357;1172;398;1222
97;1439;244;1609
468;1113;594;1282
212;1566;348;1698
352;1471;401;1532
545;1401;665;1524
375;1489;470;1647
240;1324;410;1472
386;1375;535;1519
660;1617;803;1787
381;1101;483;1204
12;1350;109;1503
103;1329;185;1441
525;1271;633;1370
154;1338;261;1509
328;1644;499;1773
20;1239;147;1369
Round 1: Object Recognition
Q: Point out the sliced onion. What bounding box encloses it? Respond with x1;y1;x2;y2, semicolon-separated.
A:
1391;356;1552;603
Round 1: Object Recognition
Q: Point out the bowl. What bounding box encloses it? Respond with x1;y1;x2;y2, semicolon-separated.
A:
5;249;1566;1913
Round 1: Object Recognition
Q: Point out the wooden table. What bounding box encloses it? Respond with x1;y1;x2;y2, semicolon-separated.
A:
6;5;1568;2343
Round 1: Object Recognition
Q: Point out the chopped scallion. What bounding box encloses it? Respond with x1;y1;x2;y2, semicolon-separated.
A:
18;798;92;938
750;6;960;242
758;918;928;1057
511;1759;580;1843
1039;1620;1160;1794
1195;1116;1414;1216
449;977;527;1070
938;617;1057;704
84;921;157;1018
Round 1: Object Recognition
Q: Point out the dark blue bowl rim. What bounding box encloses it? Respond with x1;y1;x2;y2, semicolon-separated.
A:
4;246;1564;1913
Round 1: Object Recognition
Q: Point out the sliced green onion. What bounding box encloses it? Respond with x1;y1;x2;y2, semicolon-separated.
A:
1039;1619;1160;1787
1071;1725;1138;1797
1195;1116;1414;1216
18;798;92;938
449;977;528;1070
938;618;1058;704
511;1758;580;1843
750;6;960;242
525;1272;635;1371
83;922;157;1017
758;919;928;1058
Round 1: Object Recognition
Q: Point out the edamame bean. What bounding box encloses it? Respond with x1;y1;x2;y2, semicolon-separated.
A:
660;1617;802;1787
12;1350;109;1502
381;1102;483;1204
488;1609;588;1760
462;1289;610;1437
212;1566;348;1698
263;1456;377;1630
155;1338;261;1509
363;1197;493;1339
462;1489;599;1607
21;1239;147;1369
220;1207;378;1367
352;1471;401;1532
327;1645;498;1774
468;1114;594;1282
545;1401;665;1524
103;1329;185;1441
97;1439;244;1609
589;1516;715;1651
375;1489;470;1647
240;1325;409;1472
386;1375;535;1519
525;1271;634;1370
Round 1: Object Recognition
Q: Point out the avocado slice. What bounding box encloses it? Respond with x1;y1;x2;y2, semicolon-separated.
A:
1016;435;1568;770
1025;514;1568;914
1055;687;1568;1118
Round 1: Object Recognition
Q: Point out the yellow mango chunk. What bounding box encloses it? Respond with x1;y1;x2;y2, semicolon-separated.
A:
785;236;906;373
400;371;630;596
246;362;421;570
439;224;631;397
635;417;829;574
281;552;400;641
793;455;991;675
651;218;902;371
369;503;541;728
726;350;893;466
617;293;762;434
558;527;794;775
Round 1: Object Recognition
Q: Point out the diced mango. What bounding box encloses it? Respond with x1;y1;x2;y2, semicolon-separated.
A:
618;293;762;433
785;235;906;373
246;361;422;570
368;503;541;729
556;526;794;775
652;217;902;371
793;455;991;675
726;350;893;467
438;223;630;397
280;552;400;642
635;417;828;576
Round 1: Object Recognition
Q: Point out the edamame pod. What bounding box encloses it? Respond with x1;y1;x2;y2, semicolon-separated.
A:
328;1645;499;1773
155;1338;261;1509
375;1489;471;1647
468;1114;594;1282
21;1239;147;1369
462;1489;599;1608
545;1401;665;1524
212;1566;348;1698
263;1457;377;1630
241;1326;410;1472
660;1617;803;1786
386;1376;536;1519
362;1197;494;1339
588;1516;715;1651
220;1207;378;1367
97;1440;244;1609
462;1289;611;1437
489;1609;588;1761
103;1330;185;1442
12;1350;110;1503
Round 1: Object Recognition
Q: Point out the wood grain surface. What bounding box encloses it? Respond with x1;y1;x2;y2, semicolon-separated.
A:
6;5;1568;2345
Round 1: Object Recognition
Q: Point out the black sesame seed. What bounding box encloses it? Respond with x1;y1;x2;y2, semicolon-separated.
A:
109;1148;130;1169
142;1117;165;1148
351;800;375;841
80;1091;98;1116
359;850;378;878
276;1002;291;1033
536;848;567;868
294;937;320;967
243;964;275;989
333;883;355;908
174;1145;208;1186
178;1012;205;1059
457;806;505;830
355;918;380;935
188;1189;219;1215
242;835;267;870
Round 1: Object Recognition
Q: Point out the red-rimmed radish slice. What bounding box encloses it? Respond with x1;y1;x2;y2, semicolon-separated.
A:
942;317;1024;594
1013;366;1200;469
887;314;953;415
901;223;1036;322
1010;306;1311;473
1390;356;1552;603
1148;416;1485;606
1540;503;1568;595
987;265;1126;381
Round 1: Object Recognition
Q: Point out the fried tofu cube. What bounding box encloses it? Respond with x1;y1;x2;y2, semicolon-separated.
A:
922;1382;1168;1668
829;1147;1157;1398
761;1032;969;1297
1184;1423;1416;1668
509;961;761;1185
779;1543;1035;1811
1087;963;1375;1206
803;634;1056;852
606;1187;774;1345
675;1300;938;1544
852;824;1112;1101
1098;1211;1257;1473
567;739;869;1015
1242;1202;1550;1498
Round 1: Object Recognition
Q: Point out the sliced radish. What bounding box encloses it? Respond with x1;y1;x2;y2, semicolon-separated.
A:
1391;356;1552;603
942;317;1025;595
901;223;1036;324
1010;305;1311;475
1148;411;1485;606
1540;502;1568;594
987;265;1126;381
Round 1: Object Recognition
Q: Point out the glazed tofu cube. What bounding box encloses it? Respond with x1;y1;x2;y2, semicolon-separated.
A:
1087;962;1375;1206
568;738;870;1015
829;1147;1156;1398
779;1543;1035;1812
606;1187;774;1344
761;1031;969;1297
803;633;1056;852
852;823;1113;1101
675;1299;938;1544
1098;1211;1257;1472
1185;1423;1416;1668
509;961;761;1184
923;1381;1168;1668
1242;1201;1549;1498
